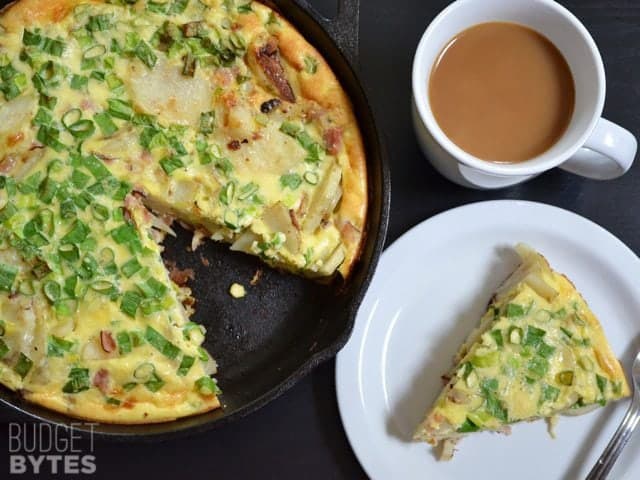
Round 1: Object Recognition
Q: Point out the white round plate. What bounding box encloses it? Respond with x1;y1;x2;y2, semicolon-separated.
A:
336;200;640;480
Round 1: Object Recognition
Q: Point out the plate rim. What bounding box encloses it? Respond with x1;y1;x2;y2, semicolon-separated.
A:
335;199;640;479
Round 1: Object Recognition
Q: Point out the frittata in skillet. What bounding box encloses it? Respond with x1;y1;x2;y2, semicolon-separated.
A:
414;245;630;459
0;0;367;422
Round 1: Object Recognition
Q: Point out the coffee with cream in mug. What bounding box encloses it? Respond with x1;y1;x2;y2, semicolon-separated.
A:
429;22;575;164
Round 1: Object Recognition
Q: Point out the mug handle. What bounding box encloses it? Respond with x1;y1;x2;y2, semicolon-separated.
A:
559;118;637;180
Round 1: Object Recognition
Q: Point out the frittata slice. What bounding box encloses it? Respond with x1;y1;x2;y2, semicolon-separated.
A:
0;153;220;423
414;244;630;459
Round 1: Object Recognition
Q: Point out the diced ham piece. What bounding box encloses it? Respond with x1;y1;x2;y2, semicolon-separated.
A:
93;369;110;394
100;331;116;353
323;128;343;155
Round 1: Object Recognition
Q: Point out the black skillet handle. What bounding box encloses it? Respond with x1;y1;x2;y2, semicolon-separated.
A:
291;0;360;67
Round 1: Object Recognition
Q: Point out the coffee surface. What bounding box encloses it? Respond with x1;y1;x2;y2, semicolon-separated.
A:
429;22;575;163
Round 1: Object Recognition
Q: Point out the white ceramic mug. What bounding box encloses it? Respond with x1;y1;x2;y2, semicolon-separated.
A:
412;0;638;189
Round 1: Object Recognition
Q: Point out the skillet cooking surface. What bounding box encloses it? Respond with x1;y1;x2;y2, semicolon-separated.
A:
0;0;390;438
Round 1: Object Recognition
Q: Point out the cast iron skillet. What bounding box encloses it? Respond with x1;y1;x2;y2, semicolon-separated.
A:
0;0;390;438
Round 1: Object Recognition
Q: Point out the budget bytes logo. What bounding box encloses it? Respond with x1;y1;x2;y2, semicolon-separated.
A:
7;422;97;475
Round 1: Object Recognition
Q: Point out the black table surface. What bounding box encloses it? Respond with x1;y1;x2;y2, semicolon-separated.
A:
2;0;640;478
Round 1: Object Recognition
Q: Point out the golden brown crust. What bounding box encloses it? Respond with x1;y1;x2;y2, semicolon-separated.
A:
0;0;76;29
24;391;221;424
240;3;368;277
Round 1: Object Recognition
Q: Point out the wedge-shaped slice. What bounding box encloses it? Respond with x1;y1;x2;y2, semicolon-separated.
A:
0;155;219;423
414;244;630;459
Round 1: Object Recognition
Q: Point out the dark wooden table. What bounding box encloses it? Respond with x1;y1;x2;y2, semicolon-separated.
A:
2;1;640;478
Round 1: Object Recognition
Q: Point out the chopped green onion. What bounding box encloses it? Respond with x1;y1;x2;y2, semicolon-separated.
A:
86;14;112;32
123;382;137;392
540;383;560;403
527;357;549;379
82;155;110;181
91;203;109;221
70;74;88;90
177;355;195;376
560;327;574;339
557;370;574;386
94;112;118;137
68;119;95;140
117;331;132;354
0;202;17;223
457;417;479;433
135;41;157;69
160;156;185;175
183;322;205;341
490;329;503;348
39;177;59;204
62;108;82;128
58;243;80;263
303;55;318;74
13;352;33;378
303;171;319;185
471;351;499;368
120;291;142;317
219;181;235;206
78;254;98;280
169;0;189;14
508;326;523;344
105;73;124;92
0;263;18;292
537;342;556;359
62;367;90;393
39;93;57;110
197;346;209;361
90;280;117;297
61;219;89;244
43;280;61;302
106;397;121;406
33;107;53;126
144;372;165;392
121;258;142;278
195;376;220;396
110;224;142;253
134;362;155;381
22;29;42;47
147;0;169;14
280;121;301;137
54;298;77;316
280;173;302;190
145;326;180;359
36;125;66;152
83;44;106;61
505;303;524;317
0;339;8;358
107;98;134;120
237;2;252;14
71;169;91;189
60;198;77;219
43;37;66;57
139;277;168;299
596;374;608;394
112;181;131;201
523;325;546;348
63;275;86;299
47;335;74;357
